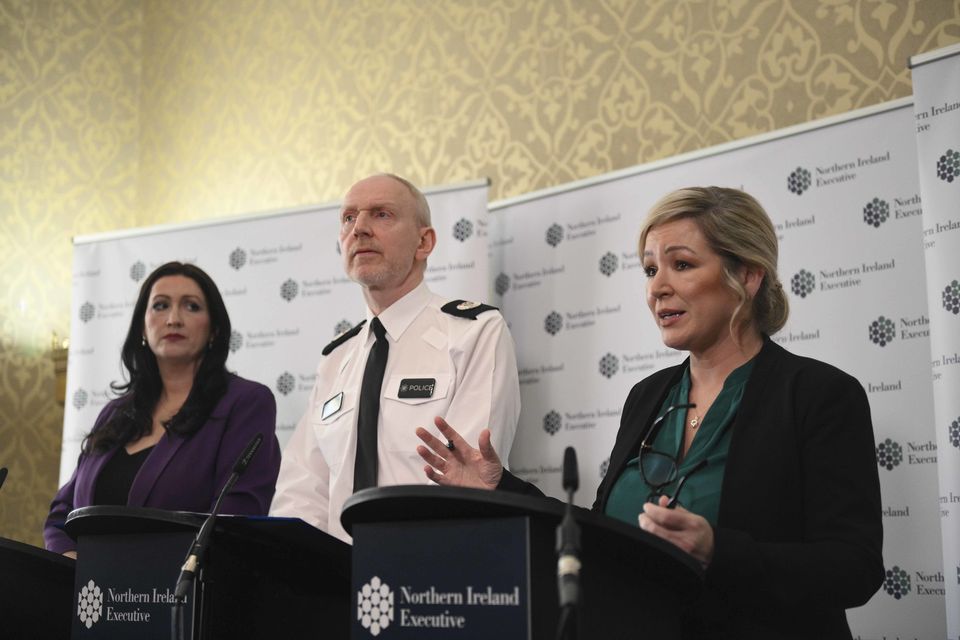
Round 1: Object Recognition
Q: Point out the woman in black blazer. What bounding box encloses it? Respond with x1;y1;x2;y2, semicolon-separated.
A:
416;187;883;639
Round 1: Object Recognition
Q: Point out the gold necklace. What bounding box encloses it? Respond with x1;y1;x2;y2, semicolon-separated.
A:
689;412;702;429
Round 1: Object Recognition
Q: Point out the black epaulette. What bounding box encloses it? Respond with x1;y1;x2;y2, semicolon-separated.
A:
441;300;498;320
322;320;366;356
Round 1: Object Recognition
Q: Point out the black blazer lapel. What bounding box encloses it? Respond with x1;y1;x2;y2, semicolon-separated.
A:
595;361;687;510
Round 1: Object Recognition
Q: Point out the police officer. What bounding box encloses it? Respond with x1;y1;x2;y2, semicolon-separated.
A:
271;173;520;541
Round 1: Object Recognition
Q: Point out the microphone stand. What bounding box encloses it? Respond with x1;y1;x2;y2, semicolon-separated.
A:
555;447;581;640
170;434;263;640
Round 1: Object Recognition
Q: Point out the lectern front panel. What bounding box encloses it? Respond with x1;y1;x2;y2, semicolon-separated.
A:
352;517;530;640
72;532;196;639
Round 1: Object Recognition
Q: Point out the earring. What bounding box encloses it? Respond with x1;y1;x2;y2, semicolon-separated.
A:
207;338;214;350
141;336;147;347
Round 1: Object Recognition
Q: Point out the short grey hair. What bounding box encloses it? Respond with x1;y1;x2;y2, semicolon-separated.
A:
375;173;432;227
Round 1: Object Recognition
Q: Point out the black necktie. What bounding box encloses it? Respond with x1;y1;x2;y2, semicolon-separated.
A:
353;317;388;492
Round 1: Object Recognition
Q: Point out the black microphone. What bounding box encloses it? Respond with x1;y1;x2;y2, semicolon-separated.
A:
555;447;581;640
175;433;262;596
562;448;578;495
231;433;263;475
0;467;8;492
171;433;263;638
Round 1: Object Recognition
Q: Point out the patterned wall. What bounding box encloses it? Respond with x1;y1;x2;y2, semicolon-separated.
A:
1;0;958;546
135;0;960;222
0;0;142;545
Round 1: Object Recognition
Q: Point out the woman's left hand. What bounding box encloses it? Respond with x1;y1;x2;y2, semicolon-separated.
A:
639;495;715;567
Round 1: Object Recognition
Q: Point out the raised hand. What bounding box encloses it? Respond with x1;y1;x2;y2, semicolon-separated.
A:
415;416;503;490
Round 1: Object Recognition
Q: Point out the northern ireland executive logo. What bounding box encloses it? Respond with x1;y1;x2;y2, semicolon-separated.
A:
453;218;473;242
943;280;960;315
77;579;104;629
868;316;895;347
229;247;247;270
276;372;295;396
790;269;815;298
543;410;561;436
494;273;510;296
546;223;564;247
280;278;299;302
334;319;354;336
863;197;890;228
544;311;563;336
883;566;911;599
599;252;618;277
79;302;95;323
937;149;960;183
357;576;394;637
949;416;960;449
72;388;88;410
129;261;146;282
876;438;903;471
599;353;619;379
787;167;811;195
228;330;243;353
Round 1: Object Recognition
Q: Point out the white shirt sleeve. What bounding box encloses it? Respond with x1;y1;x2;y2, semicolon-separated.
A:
269;381;331;529
442;311;521;464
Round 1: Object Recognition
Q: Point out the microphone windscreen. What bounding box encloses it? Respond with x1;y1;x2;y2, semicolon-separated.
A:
562;447;578;493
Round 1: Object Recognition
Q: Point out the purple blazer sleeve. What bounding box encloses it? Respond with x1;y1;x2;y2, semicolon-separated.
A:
43;375;281;554
43;402;120;554
44;461;82;554
206;378;281;515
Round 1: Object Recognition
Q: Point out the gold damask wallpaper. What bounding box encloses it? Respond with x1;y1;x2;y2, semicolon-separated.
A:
0;0;142;545
2;0;959;546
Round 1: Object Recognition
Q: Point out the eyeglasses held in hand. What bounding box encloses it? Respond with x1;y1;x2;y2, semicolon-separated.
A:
639;403;708;509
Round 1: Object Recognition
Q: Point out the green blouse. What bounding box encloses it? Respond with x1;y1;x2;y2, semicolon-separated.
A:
605;358;755;527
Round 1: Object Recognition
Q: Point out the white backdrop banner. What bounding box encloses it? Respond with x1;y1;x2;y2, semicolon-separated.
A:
62;97;955;638
911;42;960;640
490;98;945;639
63;180;491;483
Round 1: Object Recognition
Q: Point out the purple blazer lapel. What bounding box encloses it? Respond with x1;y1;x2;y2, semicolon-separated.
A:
127;432;185;507
75;450;116;506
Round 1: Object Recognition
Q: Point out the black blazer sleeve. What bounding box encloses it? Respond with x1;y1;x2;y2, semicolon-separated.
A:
706;343;884;618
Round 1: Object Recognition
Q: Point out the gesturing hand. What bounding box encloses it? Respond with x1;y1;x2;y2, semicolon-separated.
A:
415;416;503;490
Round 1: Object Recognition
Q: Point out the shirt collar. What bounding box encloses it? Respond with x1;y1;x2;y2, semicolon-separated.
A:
363;280;432;343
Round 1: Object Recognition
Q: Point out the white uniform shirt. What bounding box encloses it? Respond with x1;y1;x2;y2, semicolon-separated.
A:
270;281;521;541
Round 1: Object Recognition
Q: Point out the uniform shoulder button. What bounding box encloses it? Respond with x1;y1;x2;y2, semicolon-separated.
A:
441;300;498;320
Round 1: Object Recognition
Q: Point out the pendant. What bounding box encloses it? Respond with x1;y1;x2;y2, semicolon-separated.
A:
689;415;700;429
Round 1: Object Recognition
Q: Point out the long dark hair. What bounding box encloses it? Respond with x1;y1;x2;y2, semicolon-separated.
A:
83;262;233;454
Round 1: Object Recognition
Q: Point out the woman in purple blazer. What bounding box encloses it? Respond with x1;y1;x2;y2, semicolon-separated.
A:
45;262;281;556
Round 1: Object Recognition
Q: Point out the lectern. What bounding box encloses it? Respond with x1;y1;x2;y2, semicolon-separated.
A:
341;486;703;640
63;506;350;639
0;535;75;639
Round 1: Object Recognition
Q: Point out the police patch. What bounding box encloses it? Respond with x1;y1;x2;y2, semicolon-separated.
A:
398;378;436;398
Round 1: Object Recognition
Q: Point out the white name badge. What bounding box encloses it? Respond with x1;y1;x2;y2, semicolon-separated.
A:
321;392;344;420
